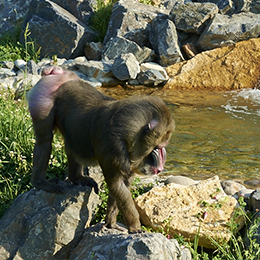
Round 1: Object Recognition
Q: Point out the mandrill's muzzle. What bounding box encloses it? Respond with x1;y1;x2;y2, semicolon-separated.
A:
138;147;167;175
151;147;166;174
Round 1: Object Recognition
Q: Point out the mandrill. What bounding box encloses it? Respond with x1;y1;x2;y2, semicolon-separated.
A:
28;66;175;233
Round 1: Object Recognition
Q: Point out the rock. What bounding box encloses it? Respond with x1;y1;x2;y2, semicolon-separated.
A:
112;53;140;81
84;42;103;61
0;77;18;91
76;60;113;79
216;0;235;14
165;175;199;186
196;0;235;15
0;181;100;259
135;176;244;249
0;68;16;79
14;59;27;71
149;16;184;66
247;0;260;13
1;61;15;70
221;180;246;195
20;0;96;59
69;223;192;260
169;2;218;34
250;188;260;212
198;12;260;50
140;62;168;79
51;0;96;24
244;179;260;188
102;36;144;63
165;38;260;90
0;0;32;37
17;60;40;76
138;68;168;87
103;0;167;47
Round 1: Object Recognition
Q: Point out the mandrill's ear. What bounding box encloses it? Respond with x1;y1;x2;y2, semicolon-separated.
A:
147;120;158;131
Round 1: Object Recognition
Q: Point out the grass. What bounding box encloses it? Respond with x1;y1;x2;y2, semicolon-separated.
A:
0;89;67;217
0;24;40;63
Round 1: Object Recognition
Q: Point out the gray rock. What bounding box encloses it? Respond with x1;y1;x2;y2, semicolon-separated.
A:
0;68;16;79
20;0;97;59
250;188;260;212
165;175;199;186
169;2;218;34
198;12;260;50
112;53;140;81
0;0;32;38
196;0;234;15
84;42;103;60
14;59;27;71
1;61;14;70
149;17;184;66
140;62;168;79
216;0;235;14
221;180;246;195
103;0;167;46
24;60;41;75
102;36;144;62
0;181;100;260
51;0;96;24
69;223;192;260
247;0;260;13
138;68;168;87
76;60;113;79
0;77;16;91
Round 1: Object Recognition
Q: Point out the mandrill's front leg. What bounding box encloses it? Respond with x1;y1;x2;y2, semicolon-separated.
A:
67;151;99;194
105;174;142;233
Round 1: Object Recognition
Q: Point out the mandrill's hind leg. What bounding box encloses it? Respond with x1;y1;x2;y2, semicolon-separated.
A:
31;109;65;193
67;151;99;194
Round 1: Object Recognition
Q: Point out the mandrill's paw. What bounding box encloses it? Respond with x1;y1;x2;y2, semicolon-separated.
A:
33;179;66;194
74;176;99;194
103;222;128;233
129;229;146;234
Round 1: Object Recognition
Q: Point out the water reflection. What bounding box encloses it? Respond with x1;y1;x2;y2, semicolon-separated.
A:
100;87;260;184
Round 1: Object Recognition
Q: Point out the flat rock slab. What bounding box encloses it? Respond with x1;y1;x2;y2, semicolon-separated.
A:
135;176;244;249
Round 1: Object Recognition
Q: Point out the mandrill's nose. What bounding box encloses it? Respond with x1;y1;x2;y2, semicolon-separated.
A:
151;147;166;174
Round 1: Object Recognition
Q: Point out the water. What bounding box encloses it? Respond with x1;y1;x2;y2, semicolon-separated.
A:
101;87;260;185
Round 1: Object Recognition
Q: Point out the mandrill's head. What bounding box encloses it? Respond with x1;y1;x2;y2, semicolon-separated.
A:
114;96;175;175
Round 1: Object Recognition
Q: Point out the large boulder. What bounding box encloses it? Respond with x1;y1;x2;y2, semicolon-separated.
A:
169;2;218;34
0;181;100;259
0;0;32;38
69;223;192;260
19;0;97;59
135;176;244;249
149;17;184;66
198;12;260;50
103;0;168;47
165;38;260;90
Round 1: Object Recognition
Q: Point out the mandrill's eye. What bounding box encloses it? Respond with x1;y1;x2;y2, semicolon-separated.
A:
144;119;158;133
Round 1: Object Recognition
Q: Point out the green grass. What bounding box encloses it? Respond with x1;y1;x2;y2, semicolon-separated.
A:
0;24;40;63
0;89;67;217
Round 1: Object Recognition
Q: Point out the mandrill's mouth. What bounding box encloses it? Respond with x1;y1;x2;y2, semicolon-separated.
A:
150;147;166;174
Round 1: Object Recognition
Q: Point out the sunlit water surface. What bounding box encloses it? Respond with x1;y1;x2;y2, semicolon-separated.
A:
101;87;260;185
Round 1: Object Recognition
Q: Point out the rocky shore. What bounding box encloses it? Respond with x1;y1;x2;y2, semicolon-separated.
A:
1;0;260;90
1;0;260;259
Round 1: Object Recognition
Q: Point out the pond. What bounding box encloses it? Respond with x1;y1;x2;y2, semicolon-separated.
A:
101;87;260;186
